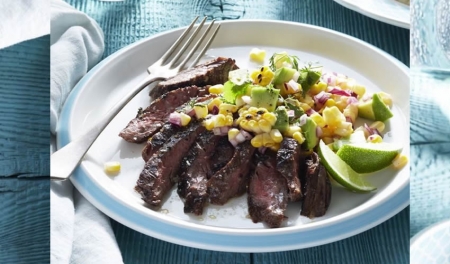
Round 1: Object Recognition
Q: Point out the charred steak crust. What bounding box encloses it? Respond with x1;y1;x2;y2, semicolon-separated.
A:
209;137;235;177
135;121;205;209
119;85;210;143
276;138;304;202
151;57;238;98
208;141;256;205
141;123;180;162
300;152;332;218
248;152;288;228
177;132;221;215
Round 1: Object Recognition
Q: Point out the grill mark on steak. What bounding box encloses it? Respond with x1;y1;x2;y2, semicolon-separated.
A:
300;152;332;218
119;85;210;143
151;57;238;98
140;94;217;161
276;138;303;202
208;141;255;205
177;132;221;215
209;137;235;177
248;151;288;228
135;120;205;209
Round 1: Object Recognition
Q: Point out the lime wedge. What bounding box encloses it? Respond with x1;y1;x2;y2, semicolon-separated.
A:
337;142;402;173
358;93;393;122
318;140;376;192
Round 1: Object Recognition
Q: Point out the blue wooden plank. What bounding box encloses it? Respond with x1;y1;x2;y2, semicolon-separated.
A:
0;36;50;177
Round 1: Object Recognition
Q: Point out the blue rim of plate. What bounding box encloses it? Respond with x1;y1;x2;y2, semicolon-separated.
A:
57;20;410;252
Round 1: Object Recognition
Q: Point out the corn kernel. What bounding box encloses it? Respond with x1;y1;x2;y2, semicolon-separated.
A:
335;96;349;112
351;84;366;98
262;133;274;146
323;106;346;128
248;107;258;115
215;114;227;127
310;113;326;128
286;125;301;137
270;129;283;143
299;103;311;112
219;103;238;115
367;134;383;143
303;94;314;107
250;66;274;86
240;120;251;131
309;81;327;95
203;119;215;130
321;126;334;138
179;112;192;126
225;115;234;126
262;112;277;126
249;120;262;134
104;161;121;174
251;134;264;148
193;105;208;119
378;92;393;108
292;131;305;144
238;105;250;115
249;48;266;64
343;104;358;124
370;121;385;133
268;143;281;151
209;84;224;94
325;99;336;107
208;97;223;112
228;128;240;141
258;119;272;133
322;137;334;145
334;122;353;137
392;154;408;169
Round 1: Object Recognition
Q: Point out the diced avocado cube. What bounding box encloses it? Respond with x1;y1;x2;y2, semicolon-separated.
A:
250;86;280;112
274;106;289;133
272;67;297;85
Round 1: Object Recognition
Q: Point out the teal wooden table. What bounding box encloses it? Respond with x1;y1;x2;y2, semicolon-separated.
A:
64;0;410;263
0;36;50;263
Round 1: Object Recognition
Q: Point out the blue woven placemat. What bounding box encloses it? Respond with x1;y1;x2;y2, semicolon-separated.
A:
64;0;409;263
0;35;50;263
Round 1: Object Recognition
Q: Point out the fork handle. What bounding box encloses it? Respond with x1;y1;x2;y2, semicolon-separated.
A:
51;74;164;181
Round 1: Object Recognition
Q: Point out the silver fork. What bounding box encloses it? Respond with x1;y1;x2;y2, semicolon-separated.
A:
51;16;220;181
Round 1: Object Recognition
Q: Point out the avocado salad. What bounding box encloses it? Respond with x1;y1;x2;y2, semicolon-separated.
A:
169;50;408;192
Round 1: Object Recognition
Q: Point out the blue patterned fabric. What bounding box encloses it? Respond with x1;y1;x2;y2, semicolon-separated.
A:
62;0;410;263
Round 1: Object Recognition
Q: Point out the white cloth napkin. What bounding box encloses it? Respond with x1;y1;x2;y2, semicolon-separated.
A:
50;1;123;263
0;0;49;50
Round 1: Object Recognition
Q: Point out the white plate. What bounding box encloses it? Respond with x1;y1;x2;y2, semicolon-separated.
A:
334;0;410;29
57;20;410;252
410;220;450;263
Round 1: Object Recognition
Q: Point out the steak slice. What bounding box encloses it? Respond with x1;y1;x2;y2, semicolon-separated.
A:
141;123;179;162
208;141;255;205
209;137;235;176
119;85;209;143
276;138;303;202
135;120;205;209
151;57;238;98
177;132;221;215
248;152;288;228
300;152;332;218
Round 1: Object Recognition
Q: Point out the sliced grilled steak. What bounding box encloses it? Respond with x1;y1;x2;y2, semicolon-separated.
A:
141;123;180;162
151;57;238;98
177;132;221;215
248;152;288;228
140;94;217;161
135;121;205;209
119;85;209;143
208;141;255;205
276;138;303;202
209;137;235;176
300;152;332;218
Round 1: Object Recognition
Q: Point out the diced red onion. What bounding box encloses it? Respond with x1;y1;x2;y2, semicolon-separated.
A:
347;96;359;105
292;71;300;82
229;138;239;147
287;110;295;118
299;114;307;126
213;126;231;136
239;129;253;140
169;112;182;126
345;116;353;123
329;87;352;97
258;147;267;154
186;108;196;117
316;126;323;138
284;80;300;93
364;123;381;137
213;127;222;135
306;108;316;116
229;129;254;147
314;91;330;105
211;105;219;115
361;94;372;102
241;95;252;105
321;72;337;86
